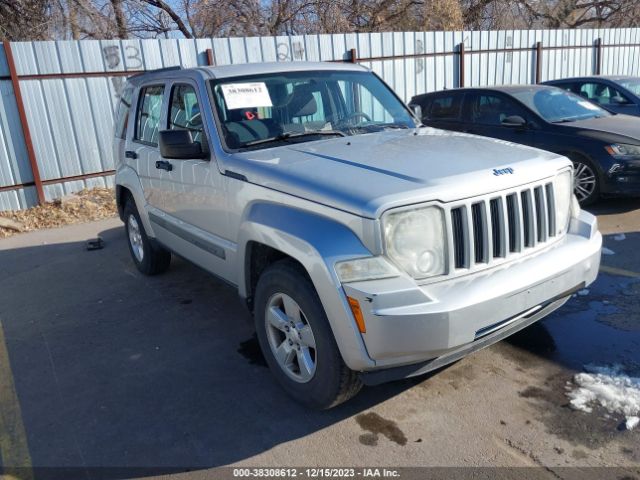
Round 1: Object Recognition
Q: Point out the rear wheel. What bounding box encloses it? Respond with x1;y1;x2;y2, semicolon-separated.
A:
124;199;171;275
254;259;362;409
571;157;600;206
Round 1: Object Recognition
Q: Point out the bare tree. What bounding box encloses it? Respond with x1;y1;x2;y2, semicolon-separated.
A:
6;0;640;41
0;0;54;40
139;0;194;37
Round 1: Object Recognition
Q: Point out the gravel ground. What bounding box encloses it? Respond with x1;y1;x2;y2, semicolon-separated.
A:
0;188;117;239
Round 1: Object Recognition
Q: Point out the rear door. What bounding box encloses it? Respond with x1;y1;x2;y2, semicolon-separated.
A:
462;92;538;147
420;92;466;132
127;84;166;210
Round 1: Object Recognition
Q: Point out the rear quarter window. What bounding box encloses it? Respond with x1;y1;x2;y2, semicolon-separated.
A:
115;86;133;139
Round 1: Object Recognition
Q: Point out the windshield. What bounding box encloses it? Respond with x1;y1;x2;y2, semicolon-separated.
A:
614;78;640;96
511;88;610;123
210;70;417;151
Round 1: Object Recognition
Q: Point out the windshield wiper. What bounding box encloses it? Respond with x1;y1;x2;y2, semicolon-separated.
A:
377;123;411;130
551;118;577;123
243;130;346;147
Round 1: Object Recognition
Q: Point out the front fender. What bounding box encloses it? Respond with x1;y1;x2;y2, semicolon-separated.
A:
115;165;155;237
237;202;376;371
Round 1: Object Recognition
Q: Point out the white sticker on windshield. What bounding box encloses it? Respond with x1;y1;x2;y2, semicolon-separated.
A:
578;100;600;111
220;82;272;109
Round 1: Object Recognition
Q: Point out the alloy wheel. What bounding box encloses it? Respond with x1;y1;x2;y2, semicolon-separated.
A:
573;161;597;203
265;292;317;383
127;214;145;262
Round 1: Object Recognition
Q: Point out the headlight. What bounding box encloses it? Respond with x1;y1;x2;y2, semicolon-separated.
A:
605;143;640;157
554;170;573;233
570;194;580;218
335;256;400;283
383;206;446;279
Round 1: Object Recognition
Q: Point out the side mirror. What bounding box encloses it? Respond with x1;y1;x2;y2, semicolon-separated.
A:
501;115;527;128
409;103;423;121
611;95;629;105
159;130;206;159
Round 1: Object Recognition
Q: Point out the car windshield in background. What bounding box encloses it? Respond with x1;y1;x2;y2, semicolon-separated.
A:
511;88;611;123
614;78;640;96
210;70;417;151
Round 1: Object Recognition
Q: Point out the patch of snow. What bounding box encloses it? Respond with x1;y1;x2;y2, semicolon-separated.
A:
602;247;615;255
614;233;626;241
567;364;640;427
577;289;590;296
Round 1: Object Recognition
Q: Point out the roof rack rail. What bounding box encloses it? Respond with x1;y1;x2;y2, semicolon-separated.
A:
130;65;182;79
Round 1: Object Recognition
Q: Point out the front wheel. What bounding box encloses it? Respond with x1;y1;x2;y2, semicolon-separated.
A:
254;260;362;409
572;157;600;206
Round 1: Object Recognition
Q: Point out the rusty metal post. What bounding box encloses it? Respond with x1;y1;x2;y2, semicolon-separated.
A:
535;41;543;84
350;48;357;63
595;38;602;75
458;42;465;88
3;41;45;205
206;48;215;66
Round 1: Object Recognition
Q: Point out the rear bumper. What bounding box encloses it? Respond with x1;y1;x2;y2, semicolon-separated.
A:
343;210;601;378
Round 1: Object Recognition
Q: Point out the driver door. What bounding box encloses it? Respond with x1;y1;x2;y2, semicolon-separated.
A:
153;81;232;279
462;92;538;147
576;81;639;116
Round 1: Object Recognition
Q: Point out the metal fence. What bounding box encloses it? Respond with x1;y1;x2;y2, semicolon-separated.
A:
1;28;640;211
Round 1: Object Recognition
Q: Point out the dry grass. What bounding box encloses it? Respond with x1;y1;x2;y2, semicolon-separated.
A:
0;188;117;239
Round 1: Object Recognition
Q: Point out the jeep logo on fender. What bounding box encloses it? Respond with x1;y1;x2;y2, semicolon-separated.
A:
493;167;514;176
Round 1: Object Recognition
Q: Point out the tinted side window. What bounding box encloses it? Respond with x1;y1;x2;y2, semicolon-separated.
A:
428;94;462;120
135;85;164;145
469;94;526;126
578;82;629;106
168;84;203;142
115;86;133;139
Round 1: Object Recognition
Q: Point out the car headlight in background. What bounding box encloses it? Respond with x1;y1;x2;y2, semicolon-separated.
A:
554;170;573;233
605;143;640;158
335;256;400;283
383;206;446;279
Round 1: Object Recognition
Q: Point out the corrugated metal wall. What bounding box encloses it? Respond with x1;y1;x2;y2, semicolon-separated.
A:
1;28;639;211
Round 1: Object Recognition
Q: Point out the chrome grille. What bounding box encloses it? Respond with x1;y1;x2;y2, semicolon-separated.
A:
449;181;558;272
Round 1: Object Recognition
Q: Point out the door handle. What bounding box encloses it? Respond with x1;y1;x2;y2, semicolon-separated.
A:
155;160;173;172
125;150;138;159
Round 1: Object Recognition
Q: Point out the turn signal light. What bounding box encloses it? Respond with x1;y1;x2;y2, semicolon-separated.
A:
347;296;366;333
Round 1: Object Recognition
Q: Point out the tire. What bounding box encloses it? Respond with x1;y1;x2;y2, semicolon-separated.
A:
123;199;171;275
570;156;600;206
254;259;362;409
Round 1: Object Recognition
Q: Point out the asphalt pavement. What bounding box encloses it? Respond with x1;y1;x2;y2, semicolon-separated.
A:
0;199;639;480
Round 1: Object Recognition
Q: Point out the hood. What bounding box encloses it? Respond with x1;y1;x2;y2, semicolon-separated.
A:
224;128;570;218
568;115;640;144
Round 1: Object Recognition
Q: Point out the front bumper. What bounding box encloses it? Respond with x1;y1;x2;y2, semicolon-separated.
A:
343;210;602;378
601;157;640;195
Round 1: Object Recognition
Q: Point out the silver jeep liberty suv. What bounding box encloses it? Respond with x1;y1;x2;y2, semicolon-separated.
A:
114;61;601;409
